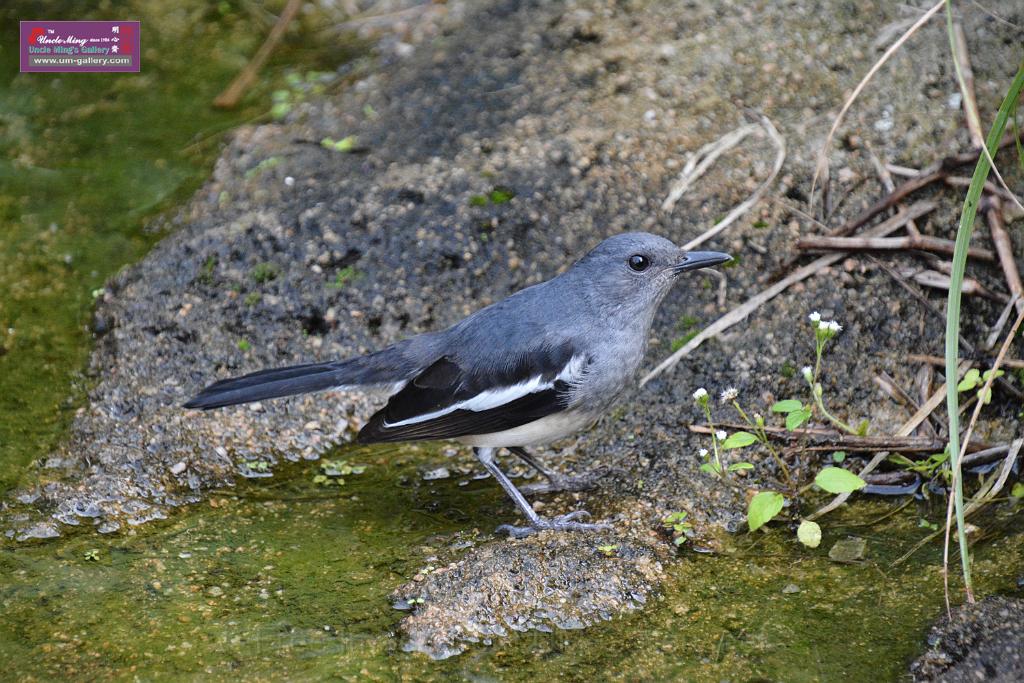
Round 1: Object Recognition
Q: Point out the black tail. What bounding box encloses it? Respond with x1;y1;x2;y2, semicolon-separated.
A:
183;362;350;409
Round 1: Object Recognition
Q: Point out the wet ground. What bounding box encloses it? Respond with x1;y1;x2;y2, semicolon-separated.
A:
3;449;1023;680
3;0;1024;676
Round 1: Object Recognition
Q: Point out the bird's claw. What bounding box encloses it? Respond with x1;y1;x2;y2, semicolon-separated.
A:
496;510;612;539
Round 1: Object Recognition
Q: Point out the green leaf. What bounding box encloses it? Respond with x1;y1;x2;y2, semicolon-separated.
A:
321;136;356;152
728;462;754;472
887;454;916;468
855;419;870;436
722;431;757;449
1011;482;1024;499
771;399;803;414
699;462;721;475
747;491;784;532
943;55;1024;597
785;408;811;431
815;467;867;494
957;368;980;392
831;451;846;463
797;520;821;548
488;186;515;204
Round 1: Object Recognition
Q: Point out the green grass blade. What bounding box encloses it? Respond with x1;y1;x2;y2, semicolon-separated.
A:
944;55;1024;597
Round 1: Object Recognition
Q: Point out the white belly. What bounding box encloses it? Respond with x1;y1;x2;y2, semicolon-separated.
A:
457;410;598;448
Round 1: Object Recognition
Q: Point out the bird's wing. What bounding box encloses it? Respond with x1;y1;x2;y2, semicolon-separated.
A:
357;343;586;443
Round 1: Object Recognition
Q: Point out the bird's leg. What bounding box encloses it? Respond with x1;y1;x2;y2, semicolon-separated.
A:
506;446;601;495
474;447;610;538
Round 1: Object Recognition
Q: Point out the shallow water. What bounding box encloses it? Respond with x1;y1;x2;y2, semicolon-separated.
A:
3;1;1024;679
3;444;1023;680
0;0;357;492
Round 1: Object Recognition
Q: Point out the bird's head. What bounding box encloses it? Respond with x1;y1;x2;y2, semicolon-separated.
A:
570;232;731;319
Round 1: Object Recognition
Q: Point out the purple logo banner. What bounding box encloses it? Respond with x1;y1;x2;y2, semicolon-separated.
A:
20;21;140;73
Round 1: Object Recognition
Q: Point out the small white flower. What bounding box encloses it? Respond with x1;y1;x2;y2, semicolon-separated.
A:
715;430;727;441
284;176;295;187
699;448;709;458
692;387;708;401
802;366;813;380
719;387;738;403
808;311;821;323
828;320;842;333
818;320;831;331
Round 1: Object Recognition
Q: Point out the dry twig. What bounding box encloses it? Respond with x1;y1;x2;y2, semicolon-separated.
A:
641;202;935;385
214;0;303;109
662;115;786;250
796;234;994;261
811;0;945;201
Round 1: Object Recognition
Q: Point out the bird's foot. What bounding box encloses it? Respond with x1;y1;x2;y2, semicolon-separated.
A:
496;510;612;539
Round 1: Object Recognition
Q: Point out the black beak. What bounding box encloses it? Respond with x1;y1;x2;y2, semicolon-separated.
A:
673;251;732;274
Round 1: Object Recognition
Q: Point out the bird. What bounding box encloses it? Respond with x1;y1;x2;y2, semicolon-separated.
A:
184;233;730;537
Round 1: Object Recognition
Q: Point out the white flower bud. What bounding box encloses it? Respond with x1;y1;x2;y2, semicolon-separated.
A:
808;311;821;322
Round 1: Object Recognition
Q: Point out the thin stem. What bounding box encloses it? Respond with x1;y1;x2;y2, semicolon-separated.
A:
702;403;725;476
812;384;858;435
732;399;793;486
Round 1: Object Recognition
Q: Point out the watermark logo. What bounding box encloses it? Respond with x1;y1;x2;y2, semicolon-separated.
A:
20;21;140;73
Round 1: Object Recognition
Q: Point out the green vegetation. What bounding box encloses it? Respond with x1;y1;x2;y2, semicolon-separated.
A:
244;156;281;180
271;70;336;120
940;43;1024;595
469;185;517;206
692;313;870;539
312;459;366;487
328;265;361;288
249;262;279;284
321;136;356;153
661;511;693;546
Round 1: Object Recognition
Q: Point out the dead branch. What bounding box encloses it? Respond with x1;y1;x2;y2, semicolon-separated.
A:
214;0;303;109
641;202;934;385
796;234;994;261
873;372;939;438
903;268;1008;303
674;115;786;250
984;196;1024;315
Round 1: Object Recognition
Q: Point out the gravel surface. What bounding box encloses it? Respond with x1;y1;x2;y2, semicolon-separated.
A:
911;597;1024;682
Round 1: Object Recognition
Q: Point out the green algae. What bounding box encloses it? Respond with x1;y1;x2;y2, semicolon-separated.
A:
2;442;1023;680
0;0;357;492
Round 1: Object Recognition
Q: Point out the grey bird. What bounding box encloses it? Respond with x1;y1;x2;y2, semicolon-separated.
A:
184;233;730;537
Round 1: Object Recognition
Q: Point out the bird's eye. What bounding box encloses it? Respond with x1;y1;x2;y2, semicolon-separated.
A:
628;254;650;272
